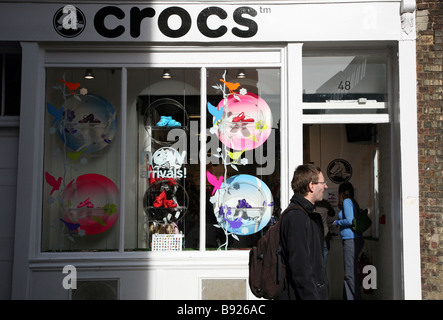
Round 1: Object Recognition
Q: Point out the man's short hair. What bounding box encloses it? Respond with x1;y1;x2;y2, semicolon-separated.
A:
291;164;322;196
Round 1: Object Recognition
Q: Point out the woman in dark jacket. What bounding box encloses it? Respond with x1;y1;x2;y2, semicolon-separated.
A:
277;164;329;300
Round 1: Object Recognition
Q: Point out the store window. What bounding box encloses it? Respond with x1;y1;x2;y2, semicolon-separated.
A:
0;52;21;117
302;53;389;115
42;67;281;252
204;68;281;250
42;69;121;252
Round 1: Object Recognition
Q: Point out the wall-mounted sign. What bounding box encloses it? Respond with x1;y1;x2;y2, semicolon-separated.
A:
327;158;352;184
53;4;258;40
0;2;402;42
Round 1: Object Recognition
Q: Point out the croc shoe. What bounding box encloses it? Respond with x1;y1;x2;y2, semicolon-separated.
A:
157;116;172;126
232;112;254;122
153;190;167;207
77;197;94;208
167;119;181;126
164;199;177;208
232;112;245;122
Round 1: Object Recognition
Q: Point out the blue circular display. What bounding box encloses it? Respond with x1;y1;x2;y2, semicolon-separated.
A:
212;174;273;236
57;94;117;154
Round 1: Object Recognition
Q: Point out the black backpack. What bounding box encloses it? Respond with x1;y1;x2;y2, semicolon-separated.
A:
248;203;299;299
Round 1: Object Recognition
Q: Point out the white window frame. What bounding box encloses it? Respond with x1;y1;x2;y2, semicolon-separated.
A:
301;49;393;124
23;44;288;256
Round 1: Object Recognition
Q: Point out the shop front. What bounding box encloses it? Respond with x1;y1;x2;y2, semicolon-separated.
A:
4;0;420;299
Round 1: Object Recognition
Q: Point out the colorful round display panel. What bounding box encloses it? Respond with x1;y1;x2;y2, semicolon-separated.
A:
62;173;120;235
57;94;117;154
212;174;273;236
216;93;272;151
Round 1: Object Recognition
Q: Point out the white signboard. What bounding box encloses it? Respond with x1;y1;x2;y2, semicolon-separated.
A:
0;2;402;42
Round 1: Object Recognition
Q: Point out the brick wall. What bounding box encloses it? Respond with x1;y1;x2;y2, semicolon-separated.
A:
416;0;443;300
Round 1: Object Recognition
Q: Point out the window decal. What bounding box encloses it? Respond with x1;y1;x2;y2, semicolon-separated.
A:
207;71;274;249
61;173;120;235
44;75;120;247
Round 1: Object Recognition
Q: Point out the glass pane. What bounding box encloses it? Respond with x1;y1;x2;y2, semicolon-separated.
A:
303;54;388;114
206;68;281;250
42;68;121;252
4;54;21;116
130;68;201;251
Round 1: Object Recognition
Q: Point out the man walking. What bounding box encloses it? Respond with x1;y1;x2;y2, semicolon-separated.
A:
277;164;329;300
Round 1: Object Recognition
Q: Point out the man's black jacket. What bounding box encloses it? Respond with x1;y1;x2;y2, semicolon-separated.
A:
277;194;329;300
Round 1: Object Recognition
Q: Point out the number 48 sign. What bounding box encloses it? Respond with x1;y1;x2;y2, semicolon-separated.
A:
338;80;351;91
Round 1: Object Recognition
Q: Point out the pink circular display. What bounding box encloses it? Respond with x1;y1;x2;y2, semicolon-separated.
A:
216;93;272;151
62;173;119;235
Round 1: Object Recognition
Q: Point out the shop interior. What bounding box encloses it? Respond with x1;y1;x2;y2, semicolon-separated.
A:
304;123;396;299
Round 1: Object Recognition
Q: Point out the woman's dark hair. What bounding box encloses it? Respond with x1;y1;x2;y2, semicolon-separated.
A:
338;181;358;209
291;164;321;196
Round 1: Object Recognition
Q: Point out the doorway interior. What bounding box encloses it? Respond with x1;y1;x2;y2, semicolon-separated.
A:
303;123;398;299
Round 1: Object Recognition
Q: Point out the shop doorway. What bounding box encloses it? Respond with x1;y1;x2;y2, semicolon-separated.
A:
303;123;399;299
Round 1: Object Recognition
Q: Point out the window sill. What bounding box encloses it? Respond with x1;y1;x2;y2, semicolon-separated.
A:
0;116;19;127
29;250;250;271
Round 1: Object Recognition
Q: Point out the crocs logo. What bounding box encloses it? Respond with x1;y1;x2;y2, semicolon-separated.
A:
93;6;257;39
54;5;258;39
53;5;86;38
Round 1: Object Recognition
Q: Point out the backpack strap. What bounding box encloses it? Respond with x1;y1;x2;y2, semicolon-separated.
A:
279;202;298;218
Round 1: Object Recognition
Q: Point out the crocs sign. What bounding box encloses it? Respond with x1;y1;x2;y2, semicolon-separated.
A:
54;5;259;39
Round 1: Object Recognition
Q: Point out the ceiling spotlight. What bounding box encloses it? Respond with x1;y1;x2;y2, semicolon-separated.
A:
236;69;246;79
84;69;95;79
162;69;172;79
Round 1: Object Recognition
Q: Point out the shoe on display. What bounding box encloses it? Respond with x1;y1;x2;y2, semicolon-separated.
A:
164;199;177;208
77;197;94;208
232;112;254;122
167;119;181;126
157;116;172;126
79;113;101;123
232;112;245;122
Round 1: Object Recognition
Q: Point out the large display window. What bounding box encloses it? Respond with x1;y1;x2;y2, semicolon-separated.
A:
42;67;281;252
204;68;281;250
42;68;121;251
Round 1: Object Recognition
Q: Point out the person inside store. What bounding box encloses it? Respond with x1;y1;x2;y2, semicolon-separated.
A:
332;181;364;300
315;199;336;264
277;164;329;300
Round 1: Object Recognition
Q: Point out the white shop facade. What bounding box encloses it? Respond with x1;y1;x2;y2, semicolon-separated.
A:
3;0;421;300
